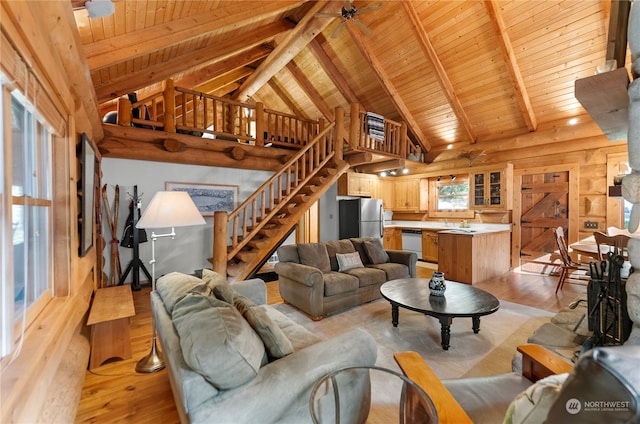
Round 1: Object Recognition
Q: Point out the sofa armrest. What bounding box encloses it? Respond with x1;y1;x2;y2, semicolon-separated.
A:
274;262;324;288
386;250;418;277
230;278;267;305
394;345;575;424
193;329;377;423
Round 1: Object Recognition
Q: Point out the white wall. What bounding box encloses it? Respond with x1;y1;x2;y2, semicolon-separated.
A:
101;158;273;283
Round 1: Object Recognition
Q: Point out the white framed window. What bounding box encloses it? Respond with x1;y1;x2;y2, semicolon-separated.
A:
435;175;469;211
1;75;54;358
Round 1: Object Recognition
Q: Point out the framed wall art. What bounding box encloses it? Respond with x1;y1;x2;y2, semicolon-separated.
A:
165;181;239;216
78;133;96;257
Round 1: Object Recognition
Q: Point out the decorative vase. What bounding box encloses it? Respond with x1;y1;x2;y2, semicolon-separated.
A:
429;272;446;296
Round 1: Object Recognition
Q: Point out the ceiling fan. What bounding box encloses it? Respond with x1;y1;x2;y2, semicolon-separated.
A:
316;1;383;38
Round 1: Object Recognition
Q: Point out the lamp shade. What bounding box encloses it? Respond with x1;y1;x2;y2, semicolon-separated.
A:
137;191;206;229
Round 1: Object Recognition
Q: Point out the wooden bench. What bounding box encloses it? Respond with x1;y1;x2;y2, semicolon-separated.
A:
87;285;136;369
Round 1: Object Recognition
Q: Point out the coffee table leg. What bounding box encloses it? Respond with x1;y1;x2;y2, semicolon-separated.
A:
472;316;481;334
391;303;399;327
438;317;453;350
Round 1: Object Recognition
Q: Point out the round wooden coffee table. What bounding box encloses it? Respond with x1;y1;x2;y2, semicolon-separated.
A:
380;278;500;350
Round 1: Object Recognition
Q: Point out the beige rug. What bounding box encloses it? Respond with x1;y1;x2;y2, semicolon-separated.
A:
272;298;553;379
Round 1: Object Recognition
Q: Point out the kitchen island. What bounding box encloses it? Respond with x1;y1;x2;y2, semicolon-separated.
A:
437;228;511;284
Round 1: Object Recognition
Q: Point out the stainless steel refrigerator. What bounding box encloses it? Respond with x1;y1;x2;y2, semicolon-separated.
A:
338;198;384;240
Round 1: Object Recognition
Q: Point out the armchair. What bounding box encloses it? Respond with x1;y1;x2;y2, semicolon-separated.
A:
395;344;640;423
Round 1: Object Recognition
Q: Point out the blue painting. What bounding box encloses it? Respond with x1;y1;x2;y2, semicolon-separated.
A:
166;182;238;216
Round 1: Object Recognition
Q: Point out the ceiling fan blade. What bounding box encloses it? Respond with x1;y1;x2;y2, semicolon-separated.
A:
343;0;352;10
332;21;347;38
315;12;342;18
352;18;372;36
355;2;383;15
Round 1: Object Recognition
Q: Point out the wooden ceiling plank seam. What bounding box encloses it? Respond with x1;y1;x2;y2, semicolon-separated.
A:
285;60;334;120
83;1;302;71
94;21;290;103
344;21;431;152
232;1;337;102
306;38;359;105
402;0;476;144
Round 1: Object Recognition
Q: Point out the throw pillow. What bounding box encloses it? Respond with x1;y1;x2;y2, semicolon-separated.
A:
363;238;389;264
212;283;237;304
298;243;331;272
155;272;207;314
172;293;265;390
325;239;357;271
503;373;569;424
336;252;364;271
238;303;294;360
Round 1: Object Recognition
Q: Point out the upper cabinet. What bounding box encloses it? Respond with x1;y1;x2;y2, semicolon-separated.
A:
393;177;427;212
337;172;374;197
470;164;513;210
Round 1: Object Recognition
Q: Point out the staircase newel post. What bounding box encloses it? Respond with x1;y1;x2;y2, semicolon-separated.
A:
349;103;359;150
163;79;176;133
334;106;344;162
255;102;265;147
117;97;132;127
212;211;228;277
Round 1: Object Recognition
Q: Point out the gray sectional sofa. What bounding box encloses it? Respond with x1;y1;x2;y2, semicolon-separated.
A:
275;237;417;319
152;270;378;424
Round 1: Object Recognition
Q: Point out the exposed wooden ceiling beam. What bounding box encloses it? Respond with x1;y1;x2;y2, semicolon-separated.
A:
402;1;478;142
267;80;311;120
94;22;289;103
484;0;537;132
286;60;334;120
232;1;339;102
308;36;360;105
354;159;406;174
194;68;255;95
83;1;301;71
345;23;432;153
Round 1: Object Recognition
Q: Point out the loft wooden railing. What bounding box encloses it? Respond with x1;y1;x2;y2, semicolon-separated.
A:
211;108;344;275
114;79;409;159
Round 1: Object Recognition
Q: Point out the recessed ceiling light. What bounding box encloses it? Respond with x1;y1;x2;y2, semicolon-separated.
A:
568;118;578;125
380;171;387;177
402;167;409;174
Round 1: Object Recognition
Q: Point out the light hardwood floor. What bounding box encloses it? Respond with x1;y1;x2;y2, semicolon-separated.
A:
75;266;586;423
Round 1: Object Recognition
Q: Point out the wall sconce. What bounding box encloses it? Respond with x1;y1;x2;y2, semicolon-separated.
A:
450;174;456;181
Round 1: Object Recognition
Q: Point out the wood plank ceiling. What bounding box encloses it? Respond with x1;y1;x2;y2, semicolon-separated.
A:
72;0;619;163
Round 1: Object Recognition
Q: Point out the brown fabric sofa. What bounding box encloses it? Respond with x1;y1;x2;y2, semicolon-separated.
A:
275;237;417;319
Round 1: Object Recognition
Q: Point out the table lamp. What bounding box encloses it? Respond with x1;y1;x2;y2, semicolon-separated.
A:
135;191;206;373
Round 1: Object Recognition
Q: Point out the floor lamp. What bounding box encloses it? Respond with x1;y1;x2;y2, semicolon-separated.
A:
135;191;206;373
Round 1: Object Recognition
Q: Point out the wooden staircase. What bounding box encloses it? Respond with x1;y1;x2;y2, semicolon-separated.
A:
210;113;349;281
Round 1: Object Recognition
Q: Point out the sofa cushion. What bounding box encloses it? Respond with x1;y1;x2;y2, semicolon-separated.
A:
263;306;322;350
369;263;410;280
212;282;240;304
503;373;568;424
201;268;228;288
343;266;386;288
350;238;373;265
326;239;357;271
277;244;300;263
172;293;265;390
363;238;389;264
336;252;364;272
156;272;209;314
323;271;359;296
298;243;331;272
235;300;294;360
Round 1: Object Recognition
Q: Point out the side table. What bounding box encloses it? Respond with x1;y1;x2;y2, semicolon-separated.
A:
87;285;136;369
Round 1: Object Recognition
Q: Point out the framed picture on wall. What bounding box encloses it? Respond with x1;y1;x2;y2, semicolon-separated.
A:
165;181;239;216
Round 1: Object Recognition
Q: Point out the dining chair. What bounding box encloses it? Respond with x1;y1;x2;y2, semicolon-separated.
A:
553;227;589;294
593;231;630;261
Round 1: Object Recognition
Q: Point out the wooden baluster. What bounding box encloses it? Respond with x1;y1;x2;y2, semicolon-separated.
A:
163;79;175;132
212;211;228;276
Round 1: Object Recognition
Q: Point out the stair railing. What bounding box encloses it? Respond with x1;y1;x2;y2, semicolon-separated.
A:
212;107;345;273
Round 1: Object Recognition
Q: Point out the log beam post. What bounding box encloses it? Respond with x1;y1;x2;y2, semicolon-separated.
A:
212;211;228;276
255;102;265;147
163;79;176;133
349;103;359;150
334;106;344;162
117;97;132;127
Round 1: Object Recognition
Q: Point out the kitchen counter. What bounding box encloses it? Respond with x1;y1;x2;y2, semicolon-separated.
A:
385;221;511;234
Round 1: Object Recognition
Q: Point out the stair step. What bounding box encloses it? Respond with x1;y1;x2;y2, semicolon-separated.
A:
301;185;319;194
258;227;280;238
226;261;244;277
292;193;310;204
236;250;257;262
247;238;271;249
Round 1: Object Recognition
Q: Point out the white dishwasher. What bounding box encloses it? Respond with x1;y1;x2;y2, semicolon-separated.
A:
401;229;422;258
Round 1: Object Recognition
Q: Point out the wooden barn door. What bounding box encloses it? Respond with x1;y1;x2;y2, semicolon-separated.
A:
513;165;579;271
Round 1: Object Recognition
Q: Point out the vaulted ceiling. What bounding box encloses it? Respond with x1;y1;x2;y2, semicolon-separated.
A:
72;0;626;163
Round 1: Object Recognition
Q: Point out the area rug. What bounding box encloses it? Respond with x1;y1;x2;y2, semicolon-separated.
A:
272;298;553;379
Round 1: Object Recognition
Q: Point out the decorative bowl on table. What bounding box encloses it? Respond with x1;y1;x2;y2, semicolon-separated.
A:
429;272;446;296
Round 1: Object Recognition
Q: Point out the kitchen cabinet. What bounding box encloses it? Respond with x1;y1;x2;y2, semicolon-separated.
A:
421;230;439;262
337;172;374;197
391;177;427;212
376;178;394;210
383;227;402;250
437;230;511;284
470;164;513;210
